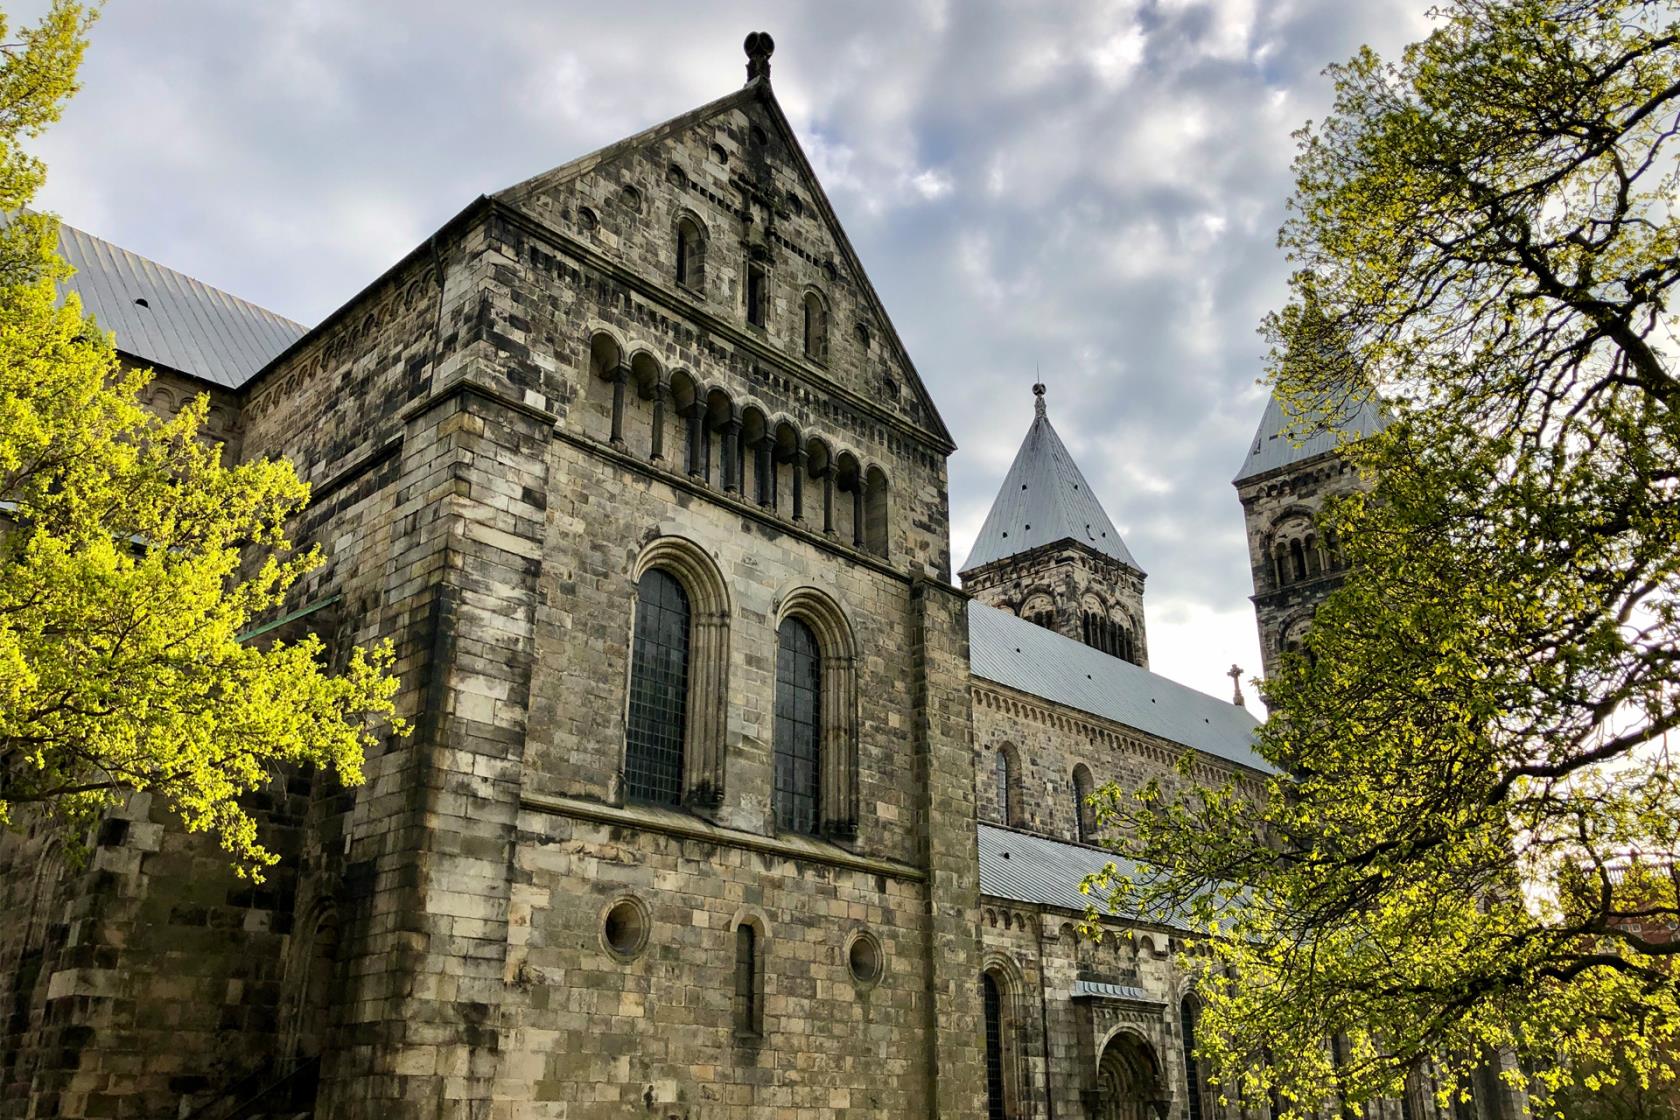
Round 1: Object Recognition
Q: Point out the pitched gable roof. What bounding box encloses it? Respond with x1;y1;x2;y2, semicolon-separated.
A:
494;73;955;452
57;221;307;390
967;601;1269;774
961;385;1137;573
1232;384;1388;484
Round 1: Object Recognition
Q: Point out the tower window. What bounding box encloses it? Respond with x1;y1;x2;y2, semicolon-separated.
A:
773;617;821;835
1290;538;1307;582
746;262;767;327
802;290;828;362
625;569;689;804
675;217;705;289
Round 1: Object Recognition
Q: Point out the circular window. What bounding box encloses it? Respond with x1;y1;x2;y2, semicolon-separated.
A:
711;143;729;165
618;184;642;212
749;124;769;148
846;930;883;986
601;897;649;959
576;206;598;232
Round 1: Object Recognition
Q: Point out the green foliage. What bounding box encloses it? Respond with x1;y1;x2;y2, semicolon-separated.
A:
0;2;405;879
1092;1;1680;1116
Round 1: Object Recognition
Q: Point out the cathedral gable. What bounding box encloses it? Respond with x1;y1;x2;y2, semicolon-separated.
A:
493;77;951;451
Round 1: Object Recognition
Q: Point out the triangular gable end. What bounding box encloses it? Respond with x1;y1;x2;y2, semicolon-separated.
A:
493;75;954;452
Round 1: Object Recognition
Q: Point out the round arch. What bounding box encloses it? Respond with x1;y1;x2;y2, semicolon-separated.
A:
1095;1028;1169;1120
630;536;731;809
775;585;859;838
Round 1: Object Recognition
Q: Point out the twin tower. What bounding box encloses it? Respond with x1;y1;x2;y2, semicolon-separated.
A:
962;379;1381;686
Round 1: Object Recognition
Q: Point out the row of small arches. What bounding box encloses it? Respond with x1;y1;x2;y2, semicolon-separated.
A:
587;331;891;558
1267;515;1346;589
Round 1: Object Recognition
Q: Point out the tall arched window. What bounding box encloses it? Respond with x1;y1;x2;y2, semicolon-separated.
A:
983;972;1007;1120
1290;538;1307;582
1072;764;1095;842
734;922;762;1036
675;217;705;289
803;291;828;362
625;569;690;804
773;617;822;834
995;749;1013;827
1182;995;1208;1120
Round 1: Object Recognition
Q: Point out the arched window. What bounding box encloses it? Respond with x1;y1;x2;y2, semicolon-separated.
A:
625;569;690;804
1182;995;1209;1120
995;749;1013;827
803;291;828;362
746;261;767;327
675;217;705;289
734;922;762;1036
983;973;1008;1120
773;617;822;835
1290;538;1307;582
1072;764;1095;842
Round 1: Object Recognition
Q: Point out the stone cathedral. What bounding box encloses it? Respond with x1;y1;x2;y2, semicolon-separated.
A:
0;34;1412;1120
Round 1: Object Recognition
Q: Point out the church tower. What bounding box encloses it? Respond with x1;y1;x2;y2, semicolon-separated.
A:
1233;385;1385;679
959;382;1148;667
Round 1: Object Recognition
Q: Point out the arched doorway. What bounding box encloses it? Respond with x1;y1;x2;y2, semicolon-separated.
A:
1096;1031;1168;1120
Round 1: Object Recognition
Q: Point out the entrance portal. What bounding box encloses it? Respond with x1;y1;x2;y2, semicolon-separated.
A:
1096;1031;1167;1120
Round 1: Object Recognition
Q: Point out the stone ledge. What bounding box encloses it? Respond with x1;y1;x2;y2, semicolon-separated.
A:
518;792;926;882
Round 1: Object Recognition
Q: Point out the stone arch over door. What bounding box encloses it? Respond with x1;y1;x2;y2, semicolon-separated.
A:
1096;1029;1169;1120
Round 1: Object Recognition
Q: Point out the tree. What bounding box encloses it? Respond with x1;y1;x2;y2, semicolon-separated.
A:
0;1;403;879
1092;1;1680;1116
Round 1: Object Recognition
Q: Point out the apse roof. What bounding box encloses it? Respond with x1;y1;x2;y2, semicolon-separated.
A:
967;601;1269;773
960;385;1137;574
1232;384;1388;484
56;221;307;390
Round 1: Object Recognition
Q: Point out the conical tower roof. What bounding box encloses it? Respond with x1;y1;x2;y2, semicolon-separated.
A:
960;384;1139;575
1232;384;1387;484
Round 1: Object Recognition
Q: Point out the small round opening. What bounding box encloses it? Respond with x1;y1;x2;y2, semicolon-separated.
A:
847;932;882;985
711;143;729;165
602;898;648;958
749;124;768;148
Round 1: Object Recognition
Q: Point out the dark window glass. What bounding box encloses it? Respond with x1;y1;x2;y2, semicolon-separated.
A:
1290;538;1307;581
734;923;759;1035
1073;766;1094;842
983;973;1006;1120
1182;997;1205;1120
746;263;767;327
995;750;1011;825
676;226;690;284
625;569;689;804
773;618;822;834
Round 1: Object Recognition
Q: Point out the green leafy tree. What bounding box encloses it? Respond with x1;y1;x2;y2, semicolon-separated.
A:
0;1;403;879
1092;1;1680;1115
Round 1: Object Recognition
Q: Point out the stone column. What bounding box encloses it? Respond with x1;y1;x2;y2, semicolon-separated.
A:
609;363;628;447
722;418;741;493
822;469;834;535
791;448;806;522
687;406;704;479
757;440;773;508
852;479;864;548
650;382;666;462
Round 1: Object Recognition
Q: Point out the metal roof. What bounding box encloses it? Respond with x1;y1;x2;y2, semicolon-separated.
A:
968;601;1270;773
960;387;1138;574
1071;978;1156;1003
1232;384;1388;484
978;823;1148;918
57;221;307;390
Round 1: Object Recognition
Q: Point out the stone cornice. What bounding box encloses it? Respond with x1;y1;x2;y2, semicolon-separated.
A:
519;791;926;883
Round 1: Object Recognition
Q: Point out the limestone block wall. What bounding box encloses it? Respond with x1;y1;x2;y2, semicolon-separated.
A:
971;684;1260;845
978;904;1200;1120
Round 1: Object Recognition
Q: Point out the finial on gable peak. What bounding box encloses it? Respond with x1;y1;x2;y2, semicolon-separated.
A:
1032;380;1047;420
745;32;774;84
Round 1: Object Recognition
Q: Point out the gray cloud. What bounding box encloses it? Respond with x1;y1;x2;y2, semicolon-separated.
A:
17;0;1433;697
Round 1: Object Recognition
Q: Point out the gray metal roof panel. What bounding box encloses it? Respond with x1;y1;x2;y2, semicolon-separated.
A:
978;823;1136;914
1071;979;1156;1002
1232;385;1388;484
960;392;1138;573
968;601;1270;773
57;222;307;390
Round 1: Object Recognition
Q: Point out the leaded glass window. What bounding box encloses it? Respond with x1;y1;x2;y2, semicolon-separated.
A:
734;923;760;1035
625;569;689;804
1073;765;1095;842
1183;996;1205;1120
774;617;821;834
983;972;1006;1120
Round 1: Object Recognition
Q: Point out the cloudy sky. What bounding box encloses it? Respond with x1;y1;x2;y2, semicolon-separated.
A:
18;0;1434;701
